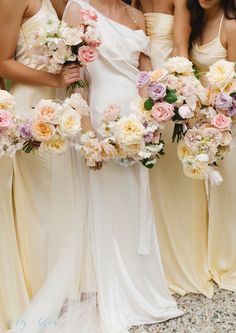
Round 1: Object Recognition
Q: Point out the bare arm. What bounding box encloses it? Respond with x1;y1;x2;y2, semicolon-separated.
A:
225;20;236;62
134;8;152;96
0;0;80;88
171;0;191;58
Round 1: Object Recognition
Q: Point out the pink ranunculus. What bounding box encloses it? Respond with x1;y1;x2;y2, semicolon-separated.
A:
211;113;232;131
80;9;98;24
78;46;98;64
151;102;175;123
0;110;12;129
103;103;121;122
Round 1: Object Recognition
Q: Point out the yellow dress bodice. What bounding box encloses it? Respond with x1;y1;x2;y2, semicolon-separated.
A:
145;12;174;69
191;16;227;86
15;0;56;70
11;0;61;116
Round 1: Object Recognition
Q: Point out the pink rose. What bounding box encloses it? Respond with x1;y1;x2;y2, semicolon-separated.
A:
0;110;12;129
80;9;98;24
78;46;98;63
211;113;232;131
151;102;175;123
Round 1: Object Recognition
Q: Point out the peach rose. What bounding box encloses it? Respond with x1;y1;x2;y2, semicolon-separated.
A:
31;120;55;142
151;102;175;123
35;100;60;123
211;113;232;132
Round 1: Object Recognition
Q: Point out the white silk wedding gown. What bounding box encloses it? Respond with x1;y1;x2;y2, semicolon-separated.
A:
8;1;182;332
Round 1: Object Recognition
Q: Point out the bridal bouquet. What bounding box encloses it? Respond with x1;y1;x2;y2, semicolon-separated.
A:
76;102;165;169
136;57;207;143
32;9;102;88
0;90;26;157
23;93;89;154
177;60;236;185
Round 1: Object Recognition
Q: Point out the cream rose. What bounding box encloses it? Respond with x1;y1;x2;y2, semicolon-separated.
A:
58;109;81;138
177;142;192;161
206;60;235;91
41;134;69;154
150;68;168;83
183;158;210;180
31;120;55;142
165;56;193;75
0;90;15;110
114;114;145;149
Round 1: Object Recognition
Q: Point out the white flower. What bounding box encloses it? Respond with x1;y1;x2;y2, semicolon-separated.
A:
165;56;193;75
114;114;144;145
61;26;84;46
178;104;194;119
58;108;81;138
0;90;15;110
66;93;90;116
46;15;60;35
206;59;235;91
182;157;210;180
196;153;209;162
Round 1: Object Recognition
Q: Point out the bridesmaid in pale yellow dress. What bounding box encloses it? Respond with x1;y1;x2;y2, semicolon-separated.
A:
0;0;80;330
132;0;213;297
190;0;236;291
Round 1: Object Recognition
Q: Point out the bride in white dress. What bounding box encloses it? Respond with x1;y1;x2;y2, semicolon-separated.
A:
8;1;182;332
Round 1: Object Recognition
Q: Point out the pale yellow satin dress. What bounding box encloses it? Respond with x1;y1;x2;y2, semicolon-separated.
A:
10;0;64;298
191;16;236;291
145;13;213;297
0;157;29;332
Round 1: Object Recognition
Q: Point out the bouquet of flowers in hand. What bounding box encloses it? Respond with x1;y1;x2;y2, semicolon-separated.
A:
31;9;102;88
23;93;89;154
95;102;165;168
177;59;236;185
0;90;27;157
164;56;208;142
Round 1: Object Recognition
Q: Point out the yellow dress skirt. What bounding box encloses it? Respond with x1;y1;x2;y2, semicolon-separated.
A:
145;12;213;297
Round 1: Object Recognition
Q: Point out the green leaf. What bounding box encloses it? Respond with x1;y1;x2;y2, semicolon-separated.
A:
144;98;154;110
164;89;177;104
193;66;201;80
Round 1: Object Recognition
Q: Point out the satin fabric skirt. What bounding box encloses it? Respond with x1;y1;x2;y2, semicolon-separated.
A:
0;157;29;332
208;122;236;290
150;124;213;297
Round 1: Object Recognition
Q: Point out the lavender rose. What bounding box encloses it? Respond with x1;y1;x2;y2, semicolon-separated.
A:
136;71;151;88
227;95;236;117
143;132;154;143
214;92;233;110
19;123;32;140
148;83;166;101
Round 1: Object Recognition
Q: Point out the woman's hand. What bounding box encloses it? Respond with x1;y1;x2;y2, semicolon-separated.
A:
56;64;81;88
